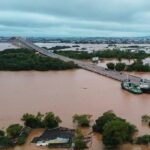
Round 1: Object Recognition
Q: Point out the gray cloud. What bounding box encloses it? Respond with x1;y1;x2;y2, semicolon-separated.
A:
0;0;150;36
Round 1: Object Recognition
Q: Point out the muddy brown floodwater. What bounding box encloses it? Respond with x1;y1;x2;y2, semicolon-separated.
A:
0;69;149;150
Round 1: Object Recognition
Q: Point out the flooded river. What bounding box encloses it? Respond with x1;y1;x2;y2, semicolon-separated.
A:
0;69;149;150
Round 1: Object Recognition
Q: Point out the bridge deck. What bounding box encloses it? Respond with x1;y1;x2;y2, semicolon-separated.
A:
11;37;150;85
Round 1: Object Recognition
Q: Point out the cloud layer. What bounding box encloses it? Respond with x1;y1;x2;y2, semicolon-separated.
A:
0;0;150;37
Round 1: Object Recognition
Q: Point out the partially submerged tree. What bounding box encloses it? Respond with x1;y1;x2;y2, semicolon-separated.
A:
92;110;121;133
106;63;115;70
141;115;150;124
115;63;126;71
136;135;150;145
21;112;61;129
0;136;13;148
6;124;23;138
0;130;5;137
73;114;92;127
102;120;137;148
93;110;137;148
43;112;62;128
73;129;87;149
21;113;43;128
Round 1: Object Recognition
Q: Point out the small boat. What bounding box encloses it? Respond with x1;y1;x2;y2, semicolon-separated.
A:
139;79;150;94
121;80;143;94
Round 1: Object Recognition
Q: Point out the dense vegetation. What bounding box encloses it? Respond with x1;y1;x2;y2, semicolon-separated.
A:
142;115;150;125
1;111;150;149
0;49;77;71
126;60;150;72
56;49;150;72
102;120;136;147
136;135;150;145
107;61;150;72
49;46;71;50
0;136;13;148
107;62;126;71
7;124;23;138
21;112;61;129
73;114;92;127
55;49;150;60
93;111;137;148
0;124;30;148
0;112;61;149
55;50;92;59
93;111;123;133
115;63;126;71
106;62;115;70
73;129;87;149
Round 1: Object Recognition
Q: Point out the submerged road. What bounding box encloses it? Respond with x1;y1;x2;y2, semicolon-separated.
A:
11;37;150;85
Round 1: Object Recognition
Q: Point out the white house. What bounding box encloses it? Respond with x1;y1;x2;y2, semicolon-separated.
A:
143;58;150;66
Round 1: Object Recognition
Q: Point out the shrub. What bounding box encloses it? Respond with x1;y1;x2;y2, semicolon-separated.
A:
136;135;150;145
0;136;13;148
73;114;92;127
43;112;62;128
0;130;5;137
115;63;126;71
102;120;137;148
106;63;115;70
6;124;23;138
17;135;27;145
21;113;43;128
92;110;120;133
74;129;87;149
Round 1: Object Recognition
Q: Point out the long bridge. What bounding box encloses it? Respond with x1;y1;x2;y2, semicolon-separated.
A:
10;37;150;85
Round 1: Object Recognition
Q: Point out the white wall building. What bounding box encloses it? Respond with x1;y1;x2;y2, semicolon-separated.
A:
143;58;150;66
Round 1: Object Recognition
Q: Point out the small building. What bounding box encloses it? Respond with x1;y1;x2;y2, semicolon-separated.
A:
32;127;75;148
143;58;150;66
92;57;99;62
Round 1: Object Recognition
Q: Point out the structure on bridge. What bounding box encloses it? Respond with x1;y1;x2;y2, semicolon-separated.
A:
10;37;150;85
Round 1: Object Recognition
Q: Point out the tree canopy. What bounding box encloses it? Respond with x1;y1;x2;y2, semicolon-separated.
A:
21;112;61;129
102;120;137;148
106;62;115;70
73;114;92;127
0;49;77;71
93;111;137;148
6;124;23;138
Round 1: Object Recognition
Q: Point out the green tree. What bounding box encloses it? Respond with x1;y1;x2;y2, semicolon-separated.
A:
93;111;119;133
0;48;77;71
141;115;150;123
21;113;43;128
0;130;4;137
102;120;137;148
6;124;23;138
43;112;62;128
73;114;92;127
106;63;115;70
0;136;13;148
74;129;87;149
115;63;126;71
17;136;27;145
136;135;150;145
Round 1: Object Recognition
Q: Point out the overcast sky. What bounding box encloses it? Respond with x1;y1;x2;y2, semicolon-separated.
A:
0;0;150;37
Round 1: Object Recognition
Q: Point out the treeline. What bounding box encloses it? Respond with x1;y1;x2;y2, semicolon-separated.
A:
55;50;92;59
0;49;77;71
55;49;150;60
1;111;149;149
107;60;150;72
49;45;71;50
